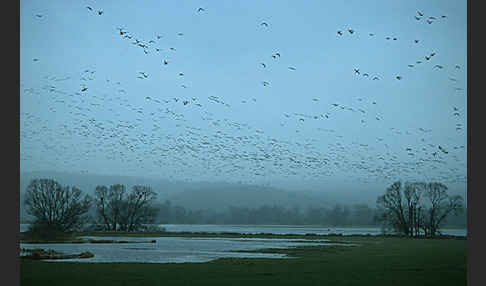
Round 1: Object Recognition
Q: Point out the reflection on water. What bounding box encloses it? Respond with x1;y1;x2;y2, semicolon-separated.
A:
20;236;344;263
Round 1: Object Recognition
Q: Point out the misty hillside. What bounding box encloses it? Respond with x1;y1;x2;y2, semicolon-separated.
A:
20;171;338;221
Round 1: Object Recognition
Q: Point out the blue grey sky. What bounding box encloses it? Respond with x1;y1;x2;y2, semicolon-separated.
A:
20;0;467;197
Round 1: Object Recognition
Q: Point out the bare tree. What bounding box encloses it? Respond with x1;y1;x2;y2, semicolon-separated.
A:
119;185;158;231
24;178;91;233
93;184;126;231
376;181;463;237
94;184;158;232
423;182;464;236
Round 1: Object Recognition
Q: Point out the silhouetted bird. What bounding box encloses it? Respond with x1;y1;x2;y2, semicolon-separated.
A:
183;100;189;105
348;29;354;34
86;6;93;11
337;31;343;36
417;11;424;17
261;63;266;68
354;68;360;75
261;22;268;27
396;76;402;80
98;10;103;15
414;40;419;43
197;8;205;12
372;76;379;80
415;16;421;20
288;67;296;70
427;20;433;24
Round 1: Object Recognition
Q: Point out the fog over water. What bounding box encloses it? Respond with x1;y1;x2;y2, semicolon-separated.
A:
20;1;467;203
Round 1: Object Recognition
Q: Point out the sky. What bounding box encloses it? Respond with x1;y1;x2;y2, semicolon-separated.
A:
20;0;467;198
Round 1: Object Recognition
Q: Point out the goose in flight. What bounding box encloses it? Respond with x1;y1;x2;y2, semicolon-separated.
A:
455;65;461;69
348;29;354;34
441;15;447;18
262;81;270;86
427;20;433;24
261;22;268;27
163;60;168;65
86;6;93;11
35;14;43;18
417;11;424;17
425;56;431;60
288;66;296;71
197;8;205;12
179;72;184;76
430;52;436;57
429;16;437;20
81;87;88;92
408;64;414;68
372;76;380;80
98;10;103;15
434;65;443;69
337;31;343;36
260;63;266;68
369;33;375;36
415;16;421;20
157;35;162;39
396;76;402;80
363;73;369;77
33;58;39;62
183;100;189;105
354;68;360;75
414;39;419;43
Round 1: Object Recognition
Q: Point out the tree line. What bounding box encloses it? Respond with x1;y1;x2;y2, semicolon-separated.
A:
22;178;465;239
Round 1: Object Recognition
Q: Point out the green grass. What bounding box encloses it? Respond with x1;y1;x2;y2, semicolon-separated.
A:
20;236;466;286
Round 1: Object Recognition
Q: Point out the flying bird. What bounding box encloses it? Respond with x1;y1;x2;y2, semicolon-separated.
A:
348;29;354;34
197;8;205;12
386;37;390;40
396;76;402;80
261;22;268;27
455;65;461;69
33;58;39;62
427;20;433;24
288;67;296;71
86;6;93;11
354;68;360;75
414;39;419;43
179;72;184;76
98;10;103;15
35;14;43;18
363;73;369;77
369;33;375;36
417;11;424;16
415;16;421;20
430;52;436;57
434;65;443;69
425;56;431;60
441;15;447;18
163;60;168;65
337;31;343;36
408;64;414;68
416;61;422;64
260;63;266;68
183;100;189;105
393;37;397;40
275;52;281;58
81;87;87;92
429;16;437;20
372;76;379;80
262;81;270;86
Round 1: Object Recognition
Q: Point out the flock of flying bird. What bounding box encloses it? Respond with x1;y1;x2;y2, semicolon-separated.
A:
21;5;466;187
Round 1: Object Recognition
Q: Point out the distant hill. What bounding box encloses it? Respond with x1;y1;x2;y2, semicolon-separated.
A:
19;171;338;221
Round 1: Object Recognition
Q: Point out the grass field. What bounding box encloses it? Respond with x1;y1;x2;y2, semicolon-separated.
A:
20;235;467;286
